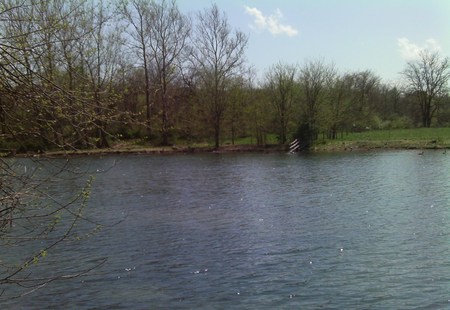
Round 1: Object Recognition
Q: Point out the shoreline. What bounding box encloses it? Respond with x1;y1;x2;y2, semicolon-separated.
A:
312;139;450;152
8;139;450;158
18;144;287;158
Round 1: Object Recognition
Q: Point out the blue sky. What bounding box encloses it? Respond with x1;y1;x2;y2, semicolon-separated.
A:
178;0;450;84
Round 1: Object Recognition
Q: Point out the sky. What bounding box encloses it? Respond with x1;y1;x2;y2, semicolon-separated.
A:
177;0;450;84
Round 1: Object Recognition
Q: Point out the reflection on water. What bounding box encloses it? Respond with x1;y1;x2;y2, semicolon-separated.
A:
3;151;450;309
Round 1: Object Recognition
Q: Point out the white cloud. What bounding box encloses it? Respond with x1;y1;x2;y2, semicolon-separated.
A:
397;37;442;60
244;6;298;37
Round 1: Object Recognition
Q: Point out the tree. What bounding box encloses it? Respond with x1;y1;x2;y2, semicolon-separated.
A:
225;74;253;144
0;159;104;299
0;0;115;151
298;59;335;146
0;1;106;299
82;1;124;148
117;0;154;139
264;62;298;144
0;0;57;150
146;0;190;145
325;73;353;139
402;51;450;127
190;4;248;148
55;0;93;148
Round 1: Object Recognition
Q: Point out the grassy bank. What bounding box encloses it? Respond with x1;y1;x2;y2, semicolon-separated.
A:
38;142;285;157
9;128;450;157
314;128;450;151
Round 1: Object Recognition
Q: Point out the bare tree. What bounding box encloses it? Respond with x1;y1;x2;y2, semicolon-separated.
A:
0;0;52;149
298;59;335;144
325;73;353;139
117;0;154;139
265;62;298;145
55;0;92;148
82;0;124;148
402;51;450;127
351;70;380;110
226;73;254;145
190;4;248;148
0;1;107;299
146;0;190;145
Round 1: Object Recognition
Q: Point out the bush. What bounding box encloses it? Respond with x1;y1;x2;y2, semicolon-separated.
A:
390;116;414;129
114;125;146;139
294;122;316;150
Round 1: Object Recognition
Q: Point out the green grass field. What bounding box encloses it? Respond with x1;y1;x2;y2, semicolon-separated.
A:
336;128;450;141
220;129;450;150
31;127;450;157
317;127;450;151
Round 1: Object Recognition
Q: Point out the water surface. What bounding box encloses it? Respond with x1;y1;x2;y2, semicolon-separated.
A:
3;151;450;309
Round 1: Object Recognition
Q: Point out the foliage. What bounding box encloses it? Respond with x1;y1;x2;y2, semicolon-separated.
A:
294;122;315;150
189;4;249;148
0;1;448;153
0;1;110;299
264;62;299;145
0;159;105;299
1;2;449;297
401;51;450;128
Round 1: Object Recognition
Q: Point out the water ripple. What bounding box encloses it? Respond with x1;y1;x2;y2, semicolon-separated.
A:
4;151;450;309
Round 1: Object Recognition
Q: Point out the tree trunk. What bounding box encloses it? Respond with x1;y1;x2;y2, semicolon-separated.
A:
96;124;109;148
161;96;169;146
0;96;5;135
143;54;152;140
214;115;220;149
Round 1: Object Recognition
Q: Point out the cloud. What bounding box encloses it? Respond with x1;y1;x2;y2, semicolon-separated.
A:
244;6;298;37
397;37;442;60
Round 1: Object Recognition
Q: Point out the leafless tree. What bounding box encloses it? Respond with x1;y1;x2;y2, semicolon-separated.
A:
226;73;254;145
81;0;124;148
402;51;450;127
351;70;380;111
298;59;335;141
325;73;353;139
147;0;190;145
190;4;248;148
117;0;154;138
265;62;298;144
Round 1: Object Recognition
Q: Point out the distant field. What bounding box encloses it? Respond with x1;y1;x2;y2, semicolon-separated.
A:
225;128;450;150
29;128;450;157
317;128;450;150
336;128;450;141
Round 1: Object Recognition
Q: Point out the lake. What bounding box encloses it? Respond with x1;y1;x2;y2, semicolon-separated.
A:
2;150;450;309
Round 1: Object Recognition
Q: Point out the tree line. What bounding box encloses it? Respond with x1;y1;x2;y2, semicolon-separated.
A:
0;0;449;153
1;0;450;298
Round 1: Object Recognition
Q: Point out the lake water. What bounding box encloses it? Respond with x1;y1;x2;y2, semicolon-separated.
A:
3;150;450;309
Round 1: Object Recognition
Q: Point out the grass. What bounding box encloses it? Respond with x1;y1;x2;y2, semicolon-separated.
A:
13;128;450;157
222;134;279;146
40;134;282;157
315;128;450;151
335;128;450;141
